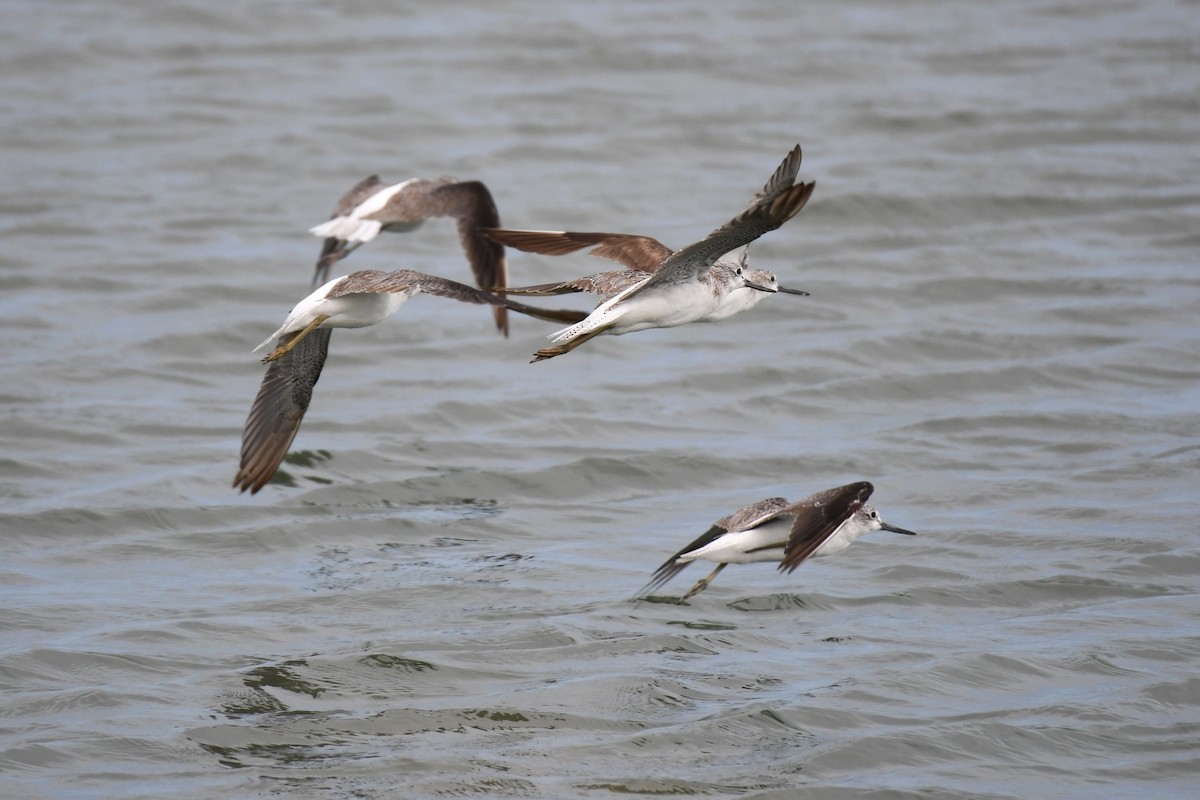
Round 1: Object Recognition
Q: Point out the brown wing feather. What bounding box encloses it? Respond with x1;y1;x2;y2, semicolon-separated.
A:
437;183;509;335
233;328;333;494
586;236;675;270
484;229;674;271
778;482;874;573
484;229;613;256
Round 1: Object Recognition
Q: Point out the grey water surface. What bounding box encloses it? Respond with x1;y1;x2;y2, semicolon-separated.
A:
2;1;1199;798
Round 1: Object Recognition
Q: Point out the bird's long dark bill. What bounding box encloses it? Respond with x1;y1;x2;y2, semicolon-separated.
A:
743;279;776;293
777;285;810;296
881;523;917;535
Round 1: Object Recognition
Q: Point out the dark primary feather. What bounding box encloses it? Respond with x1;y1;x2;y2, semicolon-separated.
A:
441;184;510;336
750;143;804;204
639;523;727;597
409;182;508;332
778;481;874;573
233;327;332;494
646;179;814;289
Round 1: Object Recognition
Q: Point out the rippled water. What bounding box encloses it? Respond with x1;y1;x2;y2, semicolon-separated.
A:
3;1;1199;798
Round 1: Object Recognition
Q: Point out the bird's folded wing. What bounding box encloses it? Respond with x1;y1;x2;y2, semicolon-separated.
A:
779;482;873;572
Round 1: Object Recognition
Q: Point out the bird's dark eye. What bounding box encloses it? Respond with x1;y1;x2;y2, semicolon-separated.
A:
870;510;878;518
736;267;744;275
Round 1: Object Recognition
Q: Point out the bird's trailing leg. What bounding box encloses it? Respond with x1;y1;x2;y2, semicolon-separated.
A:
680;563;728;601
264;314;330;363
531;323;614;363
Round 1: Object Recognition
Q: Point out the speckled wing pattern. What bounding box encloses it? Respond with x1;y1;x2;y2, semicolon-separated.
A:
644;145;814;289
715;496;793;534
326;269;494;303
639;496;792;596
496;269;651;303
778;482;874;573
233;327;333;495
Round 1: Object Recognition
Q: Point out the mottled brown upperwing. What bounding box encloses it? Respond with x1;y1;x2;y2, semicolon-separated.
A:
494;270;650;304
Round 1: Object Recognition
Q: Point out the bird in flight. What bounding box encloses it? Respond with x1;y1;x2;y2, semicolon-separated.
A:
234;269;581;494
639;481;916;602
309;176;512;335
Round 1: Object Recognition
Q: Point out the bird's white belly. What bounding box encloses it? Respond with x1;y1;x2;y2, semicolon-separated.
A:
323;291;411;329
612;281;722;334
680;518;791;565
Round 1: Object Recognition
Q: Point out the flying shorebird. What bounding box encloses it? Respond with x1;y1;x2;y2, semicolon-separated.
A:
485;236;808;322
233;269;581;494
309;176;511;335
492;144;815;362
638;481;916;602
